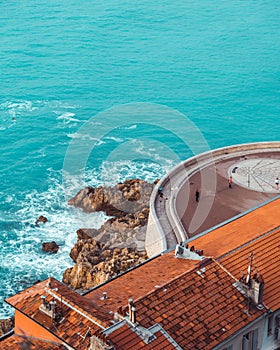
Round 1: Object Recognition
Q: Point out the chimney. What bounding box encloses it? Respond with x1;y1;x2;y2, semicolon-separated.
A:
238;253;265;310
174;243;204;260
100;292;107;300
41;295;47;307
49;300;56;318
128;298;137;324
251;273;264;308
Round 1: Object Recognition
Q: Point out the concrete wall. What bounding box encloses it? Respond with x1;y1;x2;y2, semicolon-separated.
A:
145;141;280;257
214;311;280;350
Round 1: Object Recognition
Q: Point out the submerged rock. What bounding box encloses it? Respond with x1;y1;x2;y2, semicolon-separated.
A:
42;241;59;254
35;215;48;225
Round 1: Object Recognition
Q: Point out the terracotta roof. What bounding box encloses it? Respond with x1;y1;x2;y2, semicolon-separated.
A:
3;196;280;350
0;334;66;349
107;324;178;350
84;251;198;312
133;259;265;350
84;198;280;349
5;278;112;348
218;226;280;311
190;197;280;258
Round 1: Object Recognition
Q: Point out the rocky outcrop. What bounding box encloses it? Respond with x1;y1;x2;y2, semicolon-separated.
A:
63;238;148;290
42;241;59;254
63;179;156;291
68;179;155;252
68;179;154;216
0;317;14;336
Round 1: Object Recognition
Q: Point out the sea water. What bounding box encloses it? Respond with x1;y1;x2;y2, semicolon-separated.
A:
0;0;279;318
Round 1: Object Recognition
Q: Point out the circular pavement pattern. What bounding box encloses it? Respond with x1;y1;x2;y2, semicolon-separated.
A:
229;158;280;193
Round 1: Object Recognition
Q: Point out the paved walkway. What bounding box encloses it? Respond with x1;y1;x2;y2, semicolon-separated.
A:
177;151;280;239
146;142;280;257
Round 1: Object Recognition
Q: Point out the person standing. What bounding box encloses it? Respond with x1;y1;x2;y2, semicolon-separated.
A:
228;176;233;189
195;190;200;202
275;177;279;190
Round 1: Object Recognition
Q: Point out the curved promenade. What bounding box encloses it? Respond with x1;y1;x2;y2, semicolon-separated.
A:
145;141;280;257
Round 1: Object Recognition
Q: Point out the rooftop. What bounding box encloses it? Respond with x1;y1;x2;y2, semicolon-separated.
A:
3;190;280;349
5;278;112;349
132;259;264;349
107;323;178;350
0;334;66;350
84;251;198;312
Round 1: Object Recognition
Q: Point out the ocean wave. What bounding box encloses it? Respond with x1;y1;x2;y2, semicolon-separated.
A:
123;124;137;130
66;132;105;145
56;112;80;124
0;168;108;318
100;159;174;185
1;100;36;112
103;136;123;143
0;99;78;116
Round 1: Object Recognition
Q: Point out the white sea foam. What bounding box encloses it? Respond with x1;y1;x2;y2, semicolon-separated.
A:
2;100;36;112
0;168;109;318
123;124;137;130
56;112;80;124
103;136;123;143
5;195;13;203
66;132;105;145
100;158;174;185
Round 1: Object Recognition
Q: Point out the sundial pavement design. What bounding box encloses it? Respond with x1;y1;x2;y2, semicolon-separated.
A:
229;158;280;193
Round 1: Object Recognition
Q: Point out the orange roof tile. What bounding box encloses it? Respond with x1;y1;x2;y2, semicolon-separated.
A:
84;251;198;312
133;259;265;350
190;197;280;258
5;278;112;349
0;334;66;350
218;226;280;311
107;324;178;350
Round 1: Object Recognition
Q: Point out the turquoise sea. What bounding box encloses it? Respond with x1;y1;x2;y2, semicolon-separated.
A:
0;1;279;318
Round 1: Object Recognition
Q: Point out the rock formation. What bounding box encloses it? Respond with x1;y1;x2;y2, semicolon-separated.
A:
68;179;154;216
42;241;59;254
63;179;155;290
0;317;14;336
35;215;48;225
63;238;148;290
68;179;154;252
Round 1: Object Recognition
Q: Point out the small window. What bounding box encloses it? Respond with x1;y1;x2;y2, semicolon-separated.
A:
242;329;258;350
252;328;258;350
275;317;280;341
242;333;250;350
267;315;273;336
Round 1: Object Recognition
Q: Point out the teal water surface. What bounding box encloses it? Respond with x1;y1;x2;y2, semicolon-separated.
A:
0;0;279;317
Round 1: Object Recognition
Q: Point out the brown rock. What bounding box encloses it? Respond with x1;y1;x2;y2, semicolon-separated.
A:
42;241;59;254
69;240;84;262
77;228;99;240
0;317;14;336
35;215;48;225
62;242;148;291
64;179;153;291
68;179;153;217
